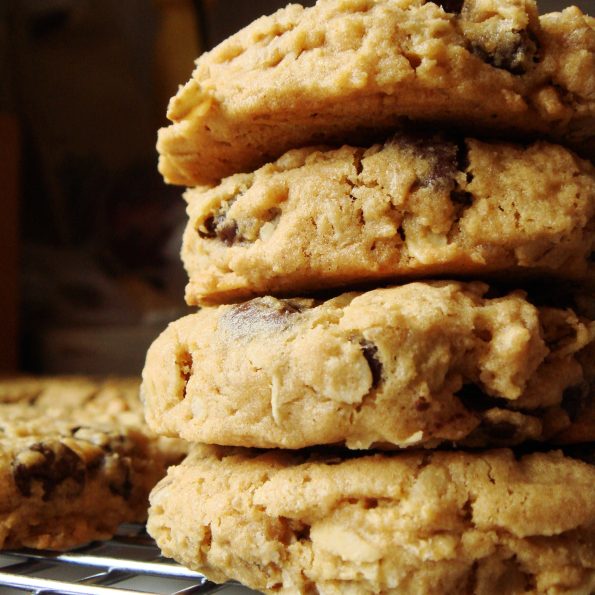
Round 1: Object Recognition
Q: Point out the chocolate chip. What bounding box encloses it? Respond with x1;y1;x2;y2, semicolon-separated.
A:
197;203;241;246
107;456;132;499
218;220;239;246
392;133;458;189
434;0;464;14
456;384;508;412
470;30;539;75
561;383;589;422
482;421;518;441
220;297;306;338
13;441;85;500
360;340;383;388
415;397;431;412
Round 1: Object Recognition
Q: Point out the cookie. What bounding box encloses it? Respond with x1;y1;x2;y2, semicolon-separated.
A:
0;377;187;549
148;445;595;594
158;0;595;185
181;134;595;305
141;281;594;450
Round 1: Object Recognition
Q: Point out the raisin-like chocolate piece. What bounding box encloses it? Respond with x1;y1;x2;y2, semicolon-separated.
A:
105;455;133;500
451;190;473;207
220;297;307;338
434;0;464;14
456;384;508;412
217;220;239;246
470;30;538;75
414;397;431;412
392;133;458;189
360;340;383;388
561;383;589;422
197;202;241;246
13;441;85;500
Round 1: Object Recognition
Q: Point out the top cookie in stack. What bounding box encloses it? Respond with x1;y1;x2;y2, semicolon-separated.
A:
143;1;595;593
158;0;595;186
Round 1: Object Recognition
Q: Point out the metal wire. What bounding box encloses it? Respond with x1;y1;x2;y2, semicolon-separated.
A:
0;524;256;595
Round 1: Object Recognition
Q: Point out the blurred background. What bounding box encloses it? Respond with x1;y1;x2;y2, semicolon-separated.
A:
0;0;590;375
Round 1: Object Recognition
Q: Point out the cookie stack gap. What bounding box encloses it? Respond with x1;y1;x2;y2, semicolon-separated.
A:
142;0;595;593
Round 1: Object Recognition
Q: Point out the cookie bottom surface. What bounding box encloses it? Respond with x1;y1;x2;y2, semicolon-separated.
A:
148;445;595;595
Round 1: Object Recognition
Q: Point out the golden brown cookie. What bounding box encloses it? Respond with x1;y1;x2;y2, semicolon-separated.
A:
148;444;595;594
181;134;594;305
158;0;595;185
142;282;594;450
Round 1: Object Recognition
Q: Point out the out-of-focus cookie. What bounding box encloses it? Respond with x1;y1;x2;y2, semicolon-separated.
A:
148;444;595;594
158;0;595;185
0;377;187;549
142;281;594;450
181;134;594;305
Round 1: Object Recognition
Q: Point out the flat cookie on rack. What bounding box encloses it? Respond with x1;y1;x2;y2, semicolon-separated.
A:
0;377;186;550
181;134;594;305
142;281;594;450
158;0;595;185
148;444;595;594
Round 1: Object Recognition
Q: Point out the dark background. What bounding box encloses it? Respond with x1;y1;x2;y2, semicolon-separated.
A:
0;0;590;375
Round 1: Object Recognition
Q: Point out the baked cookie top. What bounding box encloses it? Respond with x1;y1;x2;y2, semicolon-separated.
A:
158;0;595;185
142;281;594;450
181;134;594;304
148;445;595;594
0;377;186;549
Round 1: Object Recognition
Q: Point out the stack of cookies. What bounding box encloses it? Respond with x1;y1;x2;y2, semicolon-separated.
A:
142;0;595;592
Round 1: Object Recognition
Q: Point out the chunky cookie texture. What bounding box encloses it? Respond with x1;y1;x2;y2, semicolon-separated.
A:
142;282;594;450
157;0;595;185
0;377;186;549
148;445;595;595
182;134;595;305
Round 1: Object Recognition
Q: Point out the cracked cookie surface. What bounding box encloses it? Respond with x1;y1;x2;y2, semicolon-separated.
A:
181;134;595;305
148;445;595;594
0;377;187;549
141;281;594;450
158;0;595;185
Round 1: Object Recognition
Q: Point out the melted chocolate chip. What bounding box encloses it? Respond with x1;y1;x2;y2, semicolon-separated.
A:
561;383;589;422
392;133;458;189
218;221;239;246
107;456;132;499
360;340;383;388
198;205;241;246
456;384;508;412
220;298;306;338
434;0;464;14
13;441;85;501
470;30;539;75
415;397;431;412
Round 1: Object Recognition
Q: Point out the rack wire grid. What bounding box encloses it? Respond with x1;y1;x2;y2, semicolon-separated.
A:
0;524;260;595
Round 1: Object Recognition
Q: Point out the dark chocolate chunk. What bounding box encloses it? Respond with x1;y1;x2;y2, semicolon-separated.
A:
217;220;239;246
360;340;383;388
220;297;306;338
470;30;539;75
434;0;464;14
392;133;458;189
197;201;241;245
13;441;85;500
107;456;133;499
415;397;431;412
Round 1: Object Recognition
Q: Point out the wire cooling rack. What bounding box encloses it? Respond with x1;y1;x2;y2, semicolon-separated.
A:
0;524;260;595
